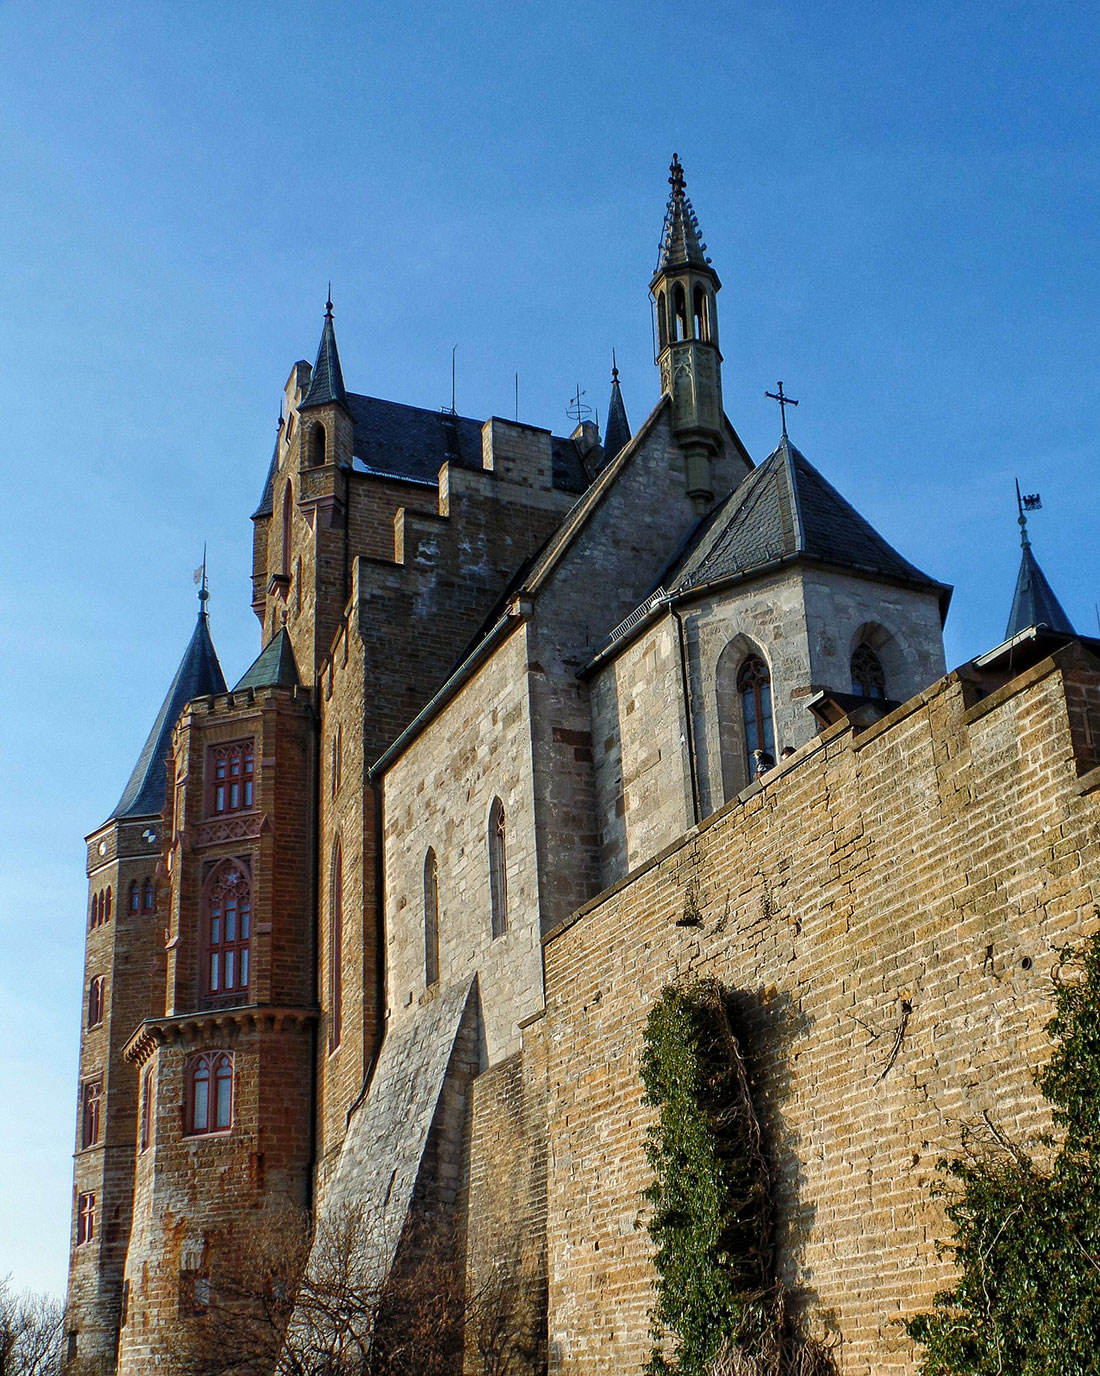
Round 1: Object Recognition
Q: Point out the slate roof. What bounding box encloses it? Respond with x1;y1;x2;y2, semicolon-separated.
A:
107;612;227;822
234;627;301;691
1006;541;1075;638
602;366;631;467
254;393;590;521
252;426;281;519
300;304;348;410
666;436;950;609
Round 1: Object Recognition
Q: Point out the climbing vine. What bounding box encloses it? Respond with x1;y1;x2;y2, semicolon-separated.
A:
907;925;1100;1375
639;981;833;1376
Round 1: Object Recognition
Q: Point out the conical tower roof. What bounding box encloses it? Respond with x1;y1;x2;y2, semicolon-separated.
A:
653;154;714;280
602;357;631;466
233;626;301;692
300;294;348;410
666;435;951;614
1005;493;1074;637
107;606;227;822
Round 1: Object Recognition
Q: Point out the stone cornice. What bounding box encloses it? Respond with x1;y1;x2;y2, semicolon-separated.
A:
123;1004;318;1065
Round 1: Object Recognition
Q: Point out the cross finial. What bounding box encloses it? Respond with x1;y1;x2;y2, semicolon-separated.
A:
669;153;686;199
765;381;799;439
325;283;333;318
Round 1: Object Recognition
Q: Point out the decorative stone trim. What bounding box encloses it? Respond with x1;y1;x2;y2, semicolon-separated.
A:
123;1005;318;1065
191;812;268;848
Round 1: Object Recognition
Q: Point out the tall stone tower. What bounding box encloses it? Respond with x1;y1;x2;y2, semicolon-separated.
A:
64;597;226;1372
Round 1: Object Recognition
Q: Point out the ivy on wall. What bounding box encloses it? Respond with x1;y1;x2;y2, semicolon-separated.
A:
639;980;833;1376
908;926;1100;1375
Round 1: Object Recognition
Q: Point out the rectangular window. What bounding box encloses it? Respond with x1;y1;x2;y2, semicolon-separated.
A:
209;743;255;816
76;1193;95;1245
80;1078;102;1149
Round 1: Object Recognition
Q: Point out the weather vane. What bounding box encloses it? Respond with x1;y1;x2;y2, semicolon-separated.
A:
567;383;592;427
1015;479;1042;546
765;381;799;438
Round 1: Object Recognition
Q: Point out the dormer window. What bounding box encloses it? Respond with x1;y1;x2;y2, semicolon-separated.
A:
210;743;254;815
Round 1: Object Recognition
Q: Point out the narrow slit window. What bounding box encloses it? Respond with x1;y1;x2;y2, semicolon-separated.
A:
488;798;508;939
328;842;343;1052
424;848;440;986
80;1078;102;1149
87;976;105;1029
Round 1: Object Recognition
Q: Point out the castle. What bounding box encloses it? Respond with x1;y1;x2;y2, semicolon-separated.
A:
65;158;1100;1375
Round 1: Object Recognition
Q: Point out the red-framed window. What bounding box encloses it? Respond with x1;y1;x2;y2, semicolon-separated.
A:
89;887;113;930
211;743;255;815
142;878;155;913
205;864;251;998
76;1192;95;1245
140;1066;154;1152
80;1078;102;1149
186;1052;233;1135
87;976;105;1029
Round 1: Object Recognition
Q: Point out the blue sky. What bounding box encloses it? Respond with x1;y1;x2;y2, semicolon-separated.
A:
1;1;1097;1296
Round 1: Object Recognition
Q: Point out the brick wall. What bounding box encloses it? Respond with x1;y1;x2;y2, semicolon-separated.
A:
540;651;1100;1376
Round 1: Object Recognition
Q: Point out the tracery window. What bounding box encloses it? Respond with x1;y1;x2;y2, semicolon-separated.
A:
186;1052;233;1135
488;798;508;939
424;848;440;987
211;743;254;815
76;1193;95;1245
205;864;250;998
850;642;887;700
328;842;343;1053
80;1078;102;1149
737;656;775;769
88;976;105;1029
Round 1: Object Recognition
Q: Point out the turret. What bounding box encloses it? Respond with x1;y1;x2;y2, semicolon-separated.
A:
64;586;226;1375
1005;482;1075;638
650;154;723;509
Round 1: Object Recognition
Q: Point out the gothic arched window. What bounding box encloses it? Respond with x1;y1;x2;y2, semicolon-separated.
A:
851;642;887;699
205;864;250;999
692;284;709;341
129;880;141;913
424;848;440;986
328;842;343;1053
488;798;508;939
737;656;775;769
142;878;155;913
673;283;688;342
657;290;668;349
307;422;326;468
187;1052;233;1135
87;976;105;1029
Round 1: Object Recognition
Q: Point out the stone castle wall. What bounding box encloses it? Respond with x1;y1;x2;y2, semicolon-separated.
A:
538;649;1100;1376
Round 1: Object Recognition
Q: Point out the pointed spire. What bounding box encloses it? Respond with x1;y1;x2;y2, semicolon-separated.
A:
233;627;301;692
602;352;631;464
656;154;712;276
300;290;348;409
107;592;228;821
1005;482;1075;638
